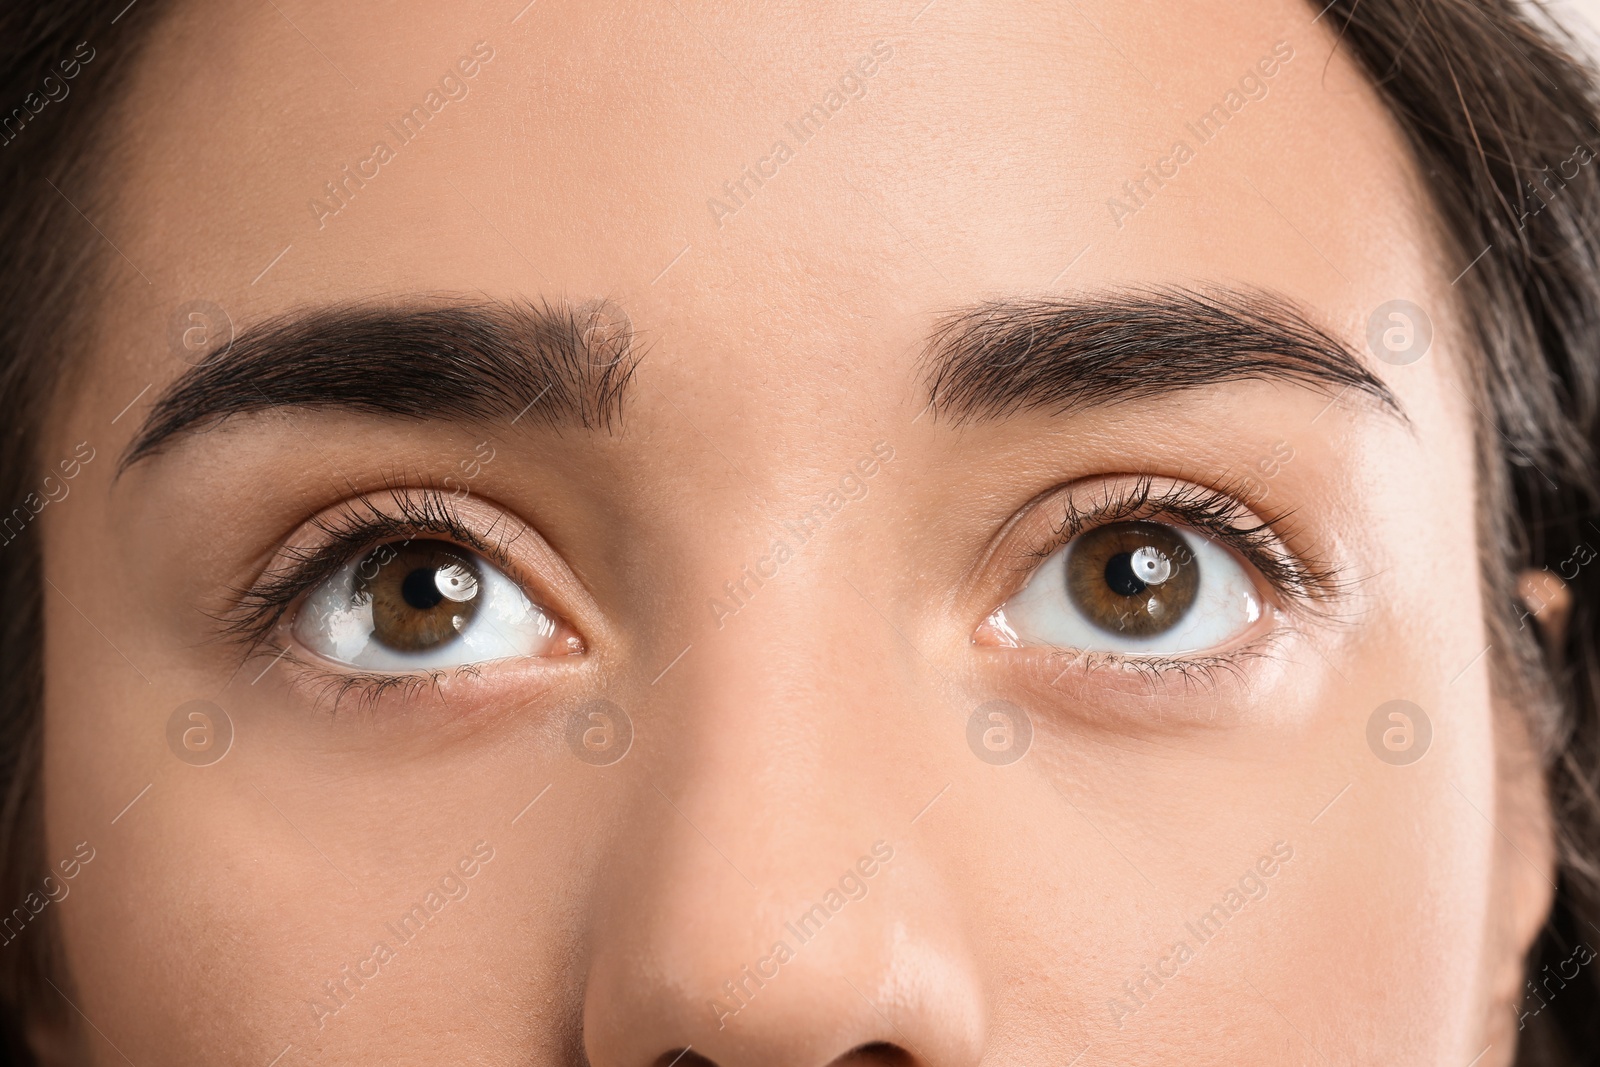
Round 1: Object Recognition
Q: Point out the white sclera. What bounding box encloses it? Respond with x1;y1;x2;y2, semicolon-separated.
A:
998;526;1263;655
292;550;558;670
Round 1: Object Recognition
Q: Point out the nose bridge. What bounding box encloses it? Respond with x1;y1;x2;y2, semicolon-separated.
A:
668;491;926;813
578;536;987;1067
666;537;933;892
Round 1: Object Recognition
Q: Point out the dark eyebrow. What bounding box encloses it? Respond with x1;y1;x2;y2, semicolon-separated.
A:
121;298;641;471
922;288;1403;424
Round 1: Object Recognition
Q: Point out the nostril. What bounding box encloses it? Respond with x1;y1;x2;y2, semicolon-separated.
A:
646;1041;914;1067
834;1042;916;1066
653;1050;717;1067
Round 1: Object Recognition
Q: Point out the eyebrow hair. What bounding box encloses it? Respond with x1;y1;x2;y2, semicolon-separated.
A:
121;298;641;471
921;288;1403;424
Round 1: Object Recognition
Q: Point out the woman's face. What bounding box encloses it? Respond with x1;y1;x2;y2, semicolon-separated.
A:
34;0;1555;1063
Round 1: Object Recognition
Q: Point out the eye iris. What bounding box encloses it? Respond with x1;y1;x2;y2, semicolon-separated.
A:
1067;522;1198;637
357;542;483;652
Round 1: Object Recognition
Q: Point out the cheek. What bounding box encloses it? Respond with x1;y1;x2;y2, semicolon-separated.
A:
959;534;1500;1065
1255;711;1498;1059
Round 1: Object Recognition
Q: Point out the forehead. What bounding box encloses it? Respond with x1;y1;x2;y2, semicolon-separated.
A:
97;0;1442;419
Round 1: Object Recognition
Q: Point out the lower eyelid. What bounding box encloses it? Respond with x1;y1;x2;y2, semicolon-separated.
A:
247;635;583;720
987;628;1300;725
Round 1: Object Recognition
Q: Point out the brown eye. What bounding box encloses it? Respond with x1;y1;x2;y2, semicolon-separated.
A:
355;541;483;652
293;533;567;669
994;501;1266;656
1064;522;1198;637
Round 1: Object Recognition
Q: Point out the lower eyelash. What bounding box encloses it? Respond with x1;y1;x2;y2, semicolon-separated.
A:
242;639;462;718
1040;629;1289;698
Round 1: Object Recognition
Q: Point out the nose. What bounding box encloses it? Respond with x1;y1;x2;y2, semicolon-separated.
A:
579;581;988;1067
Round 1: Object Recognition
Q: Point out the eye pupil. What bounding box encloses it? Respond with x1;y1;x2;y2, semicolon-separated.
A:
1104;552;1148;597
401;567;445;610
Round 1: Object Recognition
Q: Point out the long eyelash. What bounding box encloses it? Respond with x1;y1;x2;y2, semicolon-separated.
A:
1025;475;1344;610
217;480;528;654
240;641;452;717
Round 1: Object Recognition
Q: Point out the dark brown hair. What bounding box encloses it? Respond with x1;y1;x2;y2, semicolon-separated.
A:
2;0;1599;1062
0;2;173;1062
1323;3;1600;1060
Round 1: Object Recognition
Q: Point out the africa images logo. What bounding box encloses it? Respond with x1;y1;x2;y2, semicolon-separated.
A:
306;42;496;229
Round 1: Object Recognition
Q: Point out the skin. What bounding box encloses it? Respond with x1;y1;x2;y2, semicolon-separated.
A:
30;0;1557;1063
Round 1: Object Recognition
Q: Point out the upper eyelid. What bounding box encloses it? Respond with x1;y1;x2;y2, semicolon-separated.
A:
1006;476;1340;606
1033;476;1259;552
1017;477;1243;567
306;485;525;562
218;486;533;652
